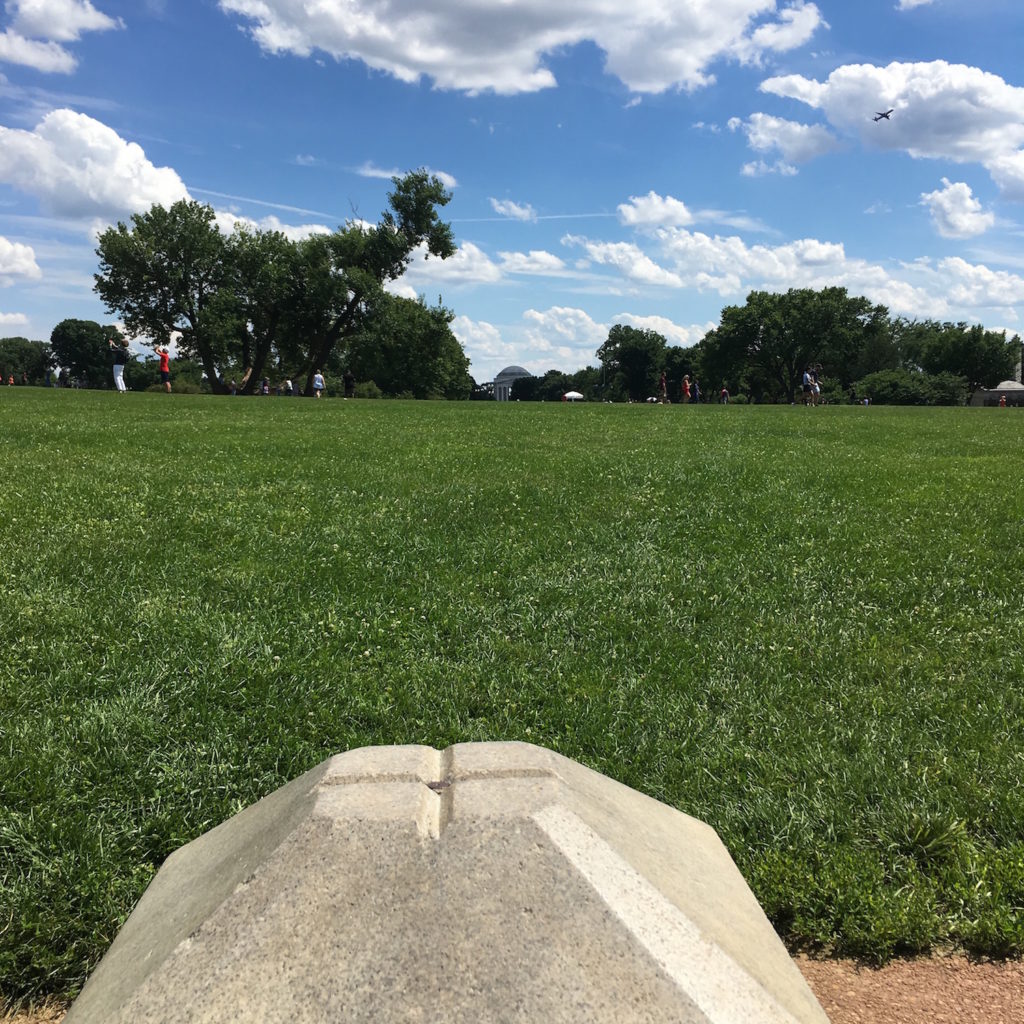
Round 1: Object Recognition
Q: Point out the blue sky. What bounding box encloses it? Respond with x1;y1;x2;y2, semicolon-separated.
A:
2;0;1023;382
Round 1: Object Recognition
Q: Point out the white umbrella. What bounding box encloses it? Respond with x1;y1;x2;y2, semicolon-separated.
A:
564;391;584;401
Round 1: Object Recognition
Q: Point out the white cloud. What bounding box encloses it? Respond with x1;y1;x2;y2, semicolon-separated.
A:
498;250;567;274
562;236;683;288
490;198;536;222
213;211;333;241
760;61;1024;197
936;257;1024;309
430;169;459;190
0;311;29;325
10;0;120;43
0;29;74;72
618;191;694;228
611;313;714;347
452;312;600;382
731;112;840;166
523;305;607;355
354;161;399;181
734;1;826;64
0;235;42;284
920;179;995;239
0;1;120;73
897;0;933;8
451;315;514;363
0;109;189;220
617;219;1024;320
400;240;502;287
219;0;824;95
741;159;798;177
355;161;457;188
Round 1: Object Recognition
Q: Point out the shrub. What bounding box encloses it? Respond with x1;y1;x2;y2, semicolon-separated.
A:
354;380;382;399
854;369;968;406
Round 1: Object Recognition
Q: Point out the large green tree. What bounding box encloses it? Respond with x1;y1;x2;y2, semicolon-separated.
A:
340;293;471;399
94;200;230;389
0;337;51;384
701;288;890;402
50;319;126;388
289;172;456;395
898;320;1018;390
222;226;302;395
597;325;667;401
94;172;456;396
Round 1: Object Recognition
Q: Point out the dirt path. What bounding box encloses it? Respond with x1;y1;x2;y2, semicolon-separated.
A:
5;956;1023;1022
796;955;1024;1024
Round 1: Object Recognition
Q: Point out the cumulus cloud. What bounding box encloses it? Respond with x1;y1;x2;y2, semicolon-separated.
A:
524;305;608;354
760;61;1024;197
0;109;188;219
733;1;825;65
10;0;120;42
618;191;694;228
451;314;518;367
611;313;713;347
0;28;74;72
0;311;30;324
213;210;333;241
730;112;840;165
0;235;42;284
626;220;1024;319
219;0;824;95
498;250;567;274
400;240;503;287
936;256;1024;309
0;0;120;73
490;198;536;222
920;179;995;239
562;236;683;288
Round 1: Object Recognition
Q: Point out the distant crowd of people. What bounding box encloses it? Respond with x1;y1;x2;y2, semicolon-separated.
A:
224;368;356;398
100;339;357;398
642;372;727;404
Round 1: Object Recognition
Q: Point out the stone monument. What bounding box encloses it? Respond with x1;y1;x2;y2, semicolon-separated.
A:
65;742;830;1023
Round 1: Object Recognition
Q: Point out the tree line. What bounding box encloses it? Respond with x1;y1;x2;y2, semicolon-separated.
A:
6;197;1020;405
508;288;1021;405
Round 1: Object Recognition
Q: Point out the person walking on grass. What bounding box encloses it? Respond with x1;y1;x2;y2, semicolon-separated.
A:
313;369;325;398
681;374;691;404
108;338;129;393
155;344;171;393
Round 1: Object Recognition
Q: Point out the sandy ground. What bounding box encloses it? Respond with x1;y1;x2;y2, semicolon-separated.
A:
4;956;1023;1022
796;955;1024;1024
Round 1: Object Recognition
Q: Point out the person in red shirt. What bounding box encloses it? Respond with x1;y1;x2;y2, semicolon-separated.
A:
155;345;171;393
681;374;691;404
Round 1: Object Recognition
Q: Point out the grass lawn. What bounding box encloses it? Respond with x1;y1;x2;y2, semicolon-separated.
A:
1;389;1022;1003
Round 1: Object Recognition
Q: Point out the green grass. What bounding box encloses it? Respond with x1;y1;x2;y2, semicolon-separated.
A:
1;390;1023;1003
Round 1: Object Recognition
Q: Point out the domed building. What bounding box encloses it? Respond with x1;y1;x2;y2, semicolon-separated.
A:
493;365;531;401
970;379;1024;407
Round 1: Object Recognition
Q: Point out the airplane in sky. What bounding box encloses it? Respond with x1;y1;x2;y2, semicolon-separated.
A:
873;109;894;121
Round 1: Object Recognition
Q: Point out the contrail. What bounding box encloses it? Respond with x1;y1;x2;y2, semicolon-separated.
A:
189;187;343;222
